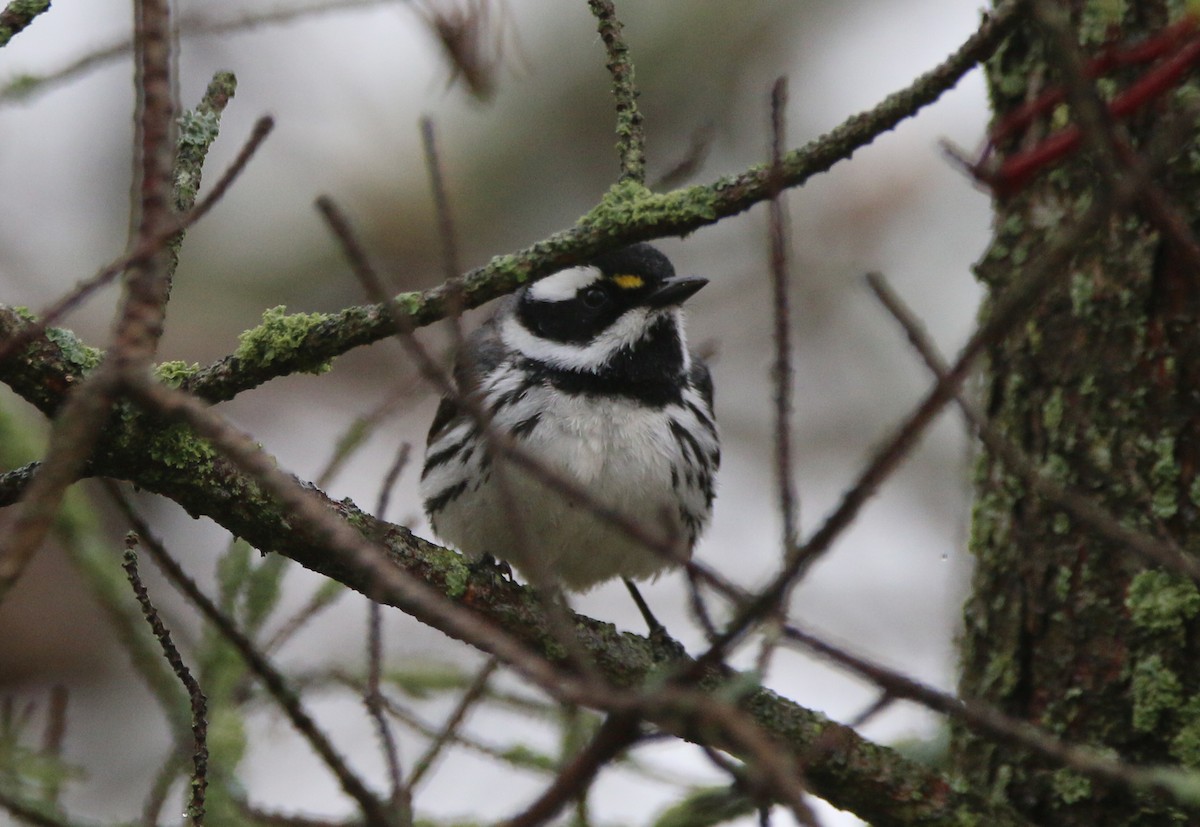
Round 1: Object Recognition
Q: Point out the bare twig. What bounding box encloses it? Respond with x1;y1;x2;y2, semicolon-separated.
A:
403;657;499;792
0;372;120;603
650;121;715;191
121;539;208;825
497;713;642;827
418;116;467;355
767;76;799;555
365;444;413;814
413;0;518;101
419;116;463;283
375;442;412;525
588;0;645;183
365;599;407;815
316;389;414;489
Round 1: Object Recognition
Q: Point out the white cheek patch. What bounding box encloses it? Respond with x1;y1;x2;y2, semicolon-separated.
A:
502;307;678;372
528;266;602;302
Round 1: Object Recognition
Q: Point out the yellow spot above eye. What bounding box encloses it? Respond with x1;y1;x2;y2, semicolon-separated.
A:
612;274;644;290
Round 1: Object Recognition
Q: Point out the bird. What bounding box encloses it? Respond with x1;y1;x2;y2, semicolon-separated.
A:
419;242;719;600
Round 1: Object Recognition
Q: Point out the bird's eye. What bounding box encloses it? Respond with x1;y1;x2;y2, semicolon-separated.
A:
580;285;608;309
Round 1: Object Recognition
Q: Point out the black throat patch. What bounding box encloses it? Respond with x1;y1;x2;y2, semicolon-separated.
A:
520;317;687;407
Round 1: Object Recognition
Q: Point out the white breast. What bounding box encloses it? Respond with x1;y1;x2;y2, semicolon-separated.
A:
422;362;715;591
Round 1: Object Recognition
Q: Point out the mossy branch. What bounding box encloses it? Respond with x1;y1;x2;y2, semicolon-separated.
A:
0;0;50;48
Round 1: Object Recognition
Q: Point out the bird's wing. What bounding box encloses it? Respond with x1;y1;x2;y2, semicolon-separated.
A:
425;296;516;444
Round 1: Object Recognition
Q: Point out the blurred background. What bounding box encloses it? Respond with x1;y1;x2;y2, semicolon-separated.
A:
0;1;995;824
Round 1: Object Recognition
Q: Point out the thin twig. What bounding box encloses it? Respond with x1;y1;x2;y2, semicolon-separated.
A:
0;372;120;604
365;599;407;815
419;116;463;285
121;539;208;825
365;443;412;814
756;76;798;678
316;389;414;489
262;581;346;656
417;116;467;358
587;0;644;183
767;76;798;555
650;122;715;191
497;713;642;827
375;442;411;524
404;657;499;792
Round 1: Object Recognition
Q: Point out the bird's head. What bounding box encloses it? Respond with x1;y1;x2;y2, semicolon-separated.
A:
503;243;707;375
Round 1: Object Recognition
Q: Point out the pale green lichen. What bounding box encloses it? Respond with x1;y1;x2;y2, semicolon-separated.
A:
392;291;424;314
153;360;201;388
442;558;470;598
235;306;332;374
1146;766;1200;807
1051;513;1071;536
145;421;217;470
578;179;718;231
1024;319;1042;353
44;327;102;372
1069;270;1095;316
1051;768;1093;804
1126;570;1200;637
1042;388;1065;432
1042;453;1072;484
1130;654;1183;733
1054;564;1073;600
1080;0;1128;44
1149;432;1180;520
1170;698;1200;768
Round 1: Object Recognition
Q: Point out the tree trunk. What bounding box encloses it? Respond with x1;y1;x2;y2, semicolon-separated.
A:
954;2;1200;824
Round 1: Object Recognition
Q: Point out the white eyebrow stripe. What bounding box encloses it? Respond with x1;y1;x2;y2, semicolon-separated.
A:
528;266;602;302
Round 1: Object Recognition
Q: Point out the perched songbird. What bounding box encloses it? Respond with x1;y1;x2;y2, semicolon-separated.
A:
420;243;719;593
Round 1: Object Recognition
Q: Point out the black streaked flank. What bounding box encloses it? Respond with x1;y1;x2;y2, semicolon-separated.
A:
425;480;467;515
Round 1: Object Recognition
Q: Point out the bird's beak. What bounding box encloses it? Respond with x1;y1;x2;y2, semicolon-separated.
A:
646;275;708;309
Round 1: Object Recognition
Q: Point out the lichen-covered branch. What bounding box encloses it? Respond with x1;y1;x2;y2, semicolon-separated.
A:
0;0;49;48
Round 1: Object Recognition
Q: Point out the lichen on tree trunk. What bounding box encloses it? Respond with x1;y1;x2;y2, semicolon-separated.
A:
954;2;1200;824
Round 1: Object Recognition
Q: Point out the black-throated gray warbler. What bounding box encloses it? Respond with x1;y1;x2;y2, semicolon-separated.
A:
420;243;719;592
